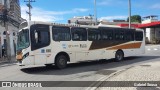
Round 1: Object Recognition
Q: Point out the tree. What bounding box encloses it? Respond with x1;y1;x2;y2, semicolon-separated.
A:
127;15;142;23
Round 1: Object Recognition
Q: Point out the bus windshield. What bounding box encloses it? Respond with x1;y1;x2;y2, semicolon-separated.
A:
17;29;30;50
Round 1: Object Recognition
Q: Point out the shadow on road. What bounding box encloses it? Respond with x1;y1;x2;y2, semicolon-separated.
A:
21;56;160;75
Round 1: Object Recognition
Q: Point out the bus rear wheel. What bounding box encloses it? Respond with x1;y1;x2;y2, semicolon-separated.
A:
55;55;67;69
115;50;124;62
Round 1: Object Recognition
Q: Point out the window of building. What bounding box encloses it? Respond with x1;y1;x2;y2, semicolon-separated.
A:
52;26;71;41
3;31;6;35
71;27;87;41
13;32;15;36
135;31;143;41
88;29;101;41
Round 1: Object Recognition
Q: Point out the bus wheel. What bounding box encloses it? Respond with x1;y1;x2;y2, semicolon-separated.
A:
55;55;67;69
115;50;124;62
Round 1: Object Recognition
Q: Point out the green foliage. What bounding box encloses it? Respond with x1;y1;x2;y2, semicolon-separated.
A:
127;15;142;23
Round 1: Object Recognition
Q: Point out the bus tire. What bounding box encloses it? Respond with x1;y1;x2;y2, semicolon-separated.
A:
115;50;124;62
55;55;67;69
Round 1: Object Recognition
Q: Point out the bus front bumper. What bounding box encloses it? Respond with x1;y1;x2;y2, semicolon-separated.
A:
16;60;25;66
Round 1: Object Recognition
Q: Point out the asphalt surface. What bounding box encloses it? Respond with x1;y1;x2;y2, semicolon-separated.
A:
0;45;160;90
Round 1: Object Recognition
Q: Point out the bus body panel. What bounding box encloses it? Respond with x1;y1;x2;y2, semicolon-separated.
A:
21;56;34;65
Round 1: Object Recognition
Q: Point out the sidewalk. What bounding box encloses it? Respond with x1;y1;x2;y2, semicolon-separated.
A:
0;56;17;65
95;61;160;90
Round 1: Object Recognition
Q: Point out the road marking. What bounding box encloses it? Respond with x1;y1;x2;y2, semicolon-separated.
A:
154;48;158;51
147;48;158;51
147;48;151;51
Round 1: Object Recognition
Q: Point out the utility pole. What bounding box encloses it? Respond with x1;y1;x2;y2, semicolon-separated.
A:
128;0;131;29
94;0;97;25
24;0;35;21
4;0;11;61
89;14;93;25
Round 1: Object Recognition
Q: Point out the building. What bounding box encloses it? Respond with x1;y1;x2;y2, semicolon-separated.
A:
100;20;139;28
68;16;97;25
68;16;140;28
0;0;10;8
9;0;21;22
0;0;21;57
138;15;160;44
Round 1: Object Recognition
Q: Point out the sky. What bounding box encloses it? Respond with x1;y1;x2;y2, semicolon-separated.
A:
20;0;160;23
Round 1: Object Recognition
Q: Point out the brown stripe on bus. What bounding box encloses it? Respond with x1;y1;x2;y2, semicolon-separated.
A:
106;42;142;50
89;41;129;50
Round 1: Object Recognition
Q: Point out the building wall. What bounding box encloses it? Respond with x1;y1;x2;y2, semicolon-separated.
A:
0;25;18;56
150;28;155;42
142;19;158;24
146;28;160;43
142;16;160;44
68;16;97;25
0;0;10;8
0;0;20;57
155;28;160;39
146;28;151;42
10;0;21;21
0;0;4;5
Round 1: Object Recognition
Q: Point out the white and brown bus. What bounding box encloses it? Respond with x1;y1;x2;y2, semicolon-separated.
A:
16;21;145;69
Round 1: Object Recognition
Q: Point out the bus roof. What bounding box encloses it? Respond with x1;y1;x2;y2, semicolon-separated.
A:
28;21;141;30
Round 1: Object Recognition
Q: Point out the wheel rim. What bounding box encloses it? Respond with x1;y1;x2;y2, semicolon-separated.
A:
116;52;122;60
59;58;65;66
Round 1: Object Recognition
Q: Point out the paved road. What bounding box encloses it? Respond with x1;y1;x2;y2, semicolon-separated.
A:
0;45;160;90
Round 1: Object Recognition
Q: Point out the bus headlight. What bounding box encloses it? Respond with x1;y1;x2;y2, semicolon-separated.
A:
23;52;29;59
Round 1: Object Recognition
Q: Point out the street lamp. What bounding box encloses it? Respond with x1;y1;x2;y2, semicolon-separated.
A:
128;0;131;28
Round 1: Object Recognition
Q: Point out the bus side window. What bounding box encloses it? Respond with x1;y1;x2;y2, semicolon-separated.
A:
52;26;71;41
71;28;87;41
88;29;101;41
101;29;113;40
115;29;125;40
125;30;134;41
30;24;50;51
135;31;143;41
33;30;49;45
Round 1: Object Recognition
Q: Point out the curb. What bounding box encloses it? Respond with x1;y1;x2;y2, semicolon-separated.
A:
0;63;17;68
85;66;134;90
0;61;17;68
0;59;17;67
